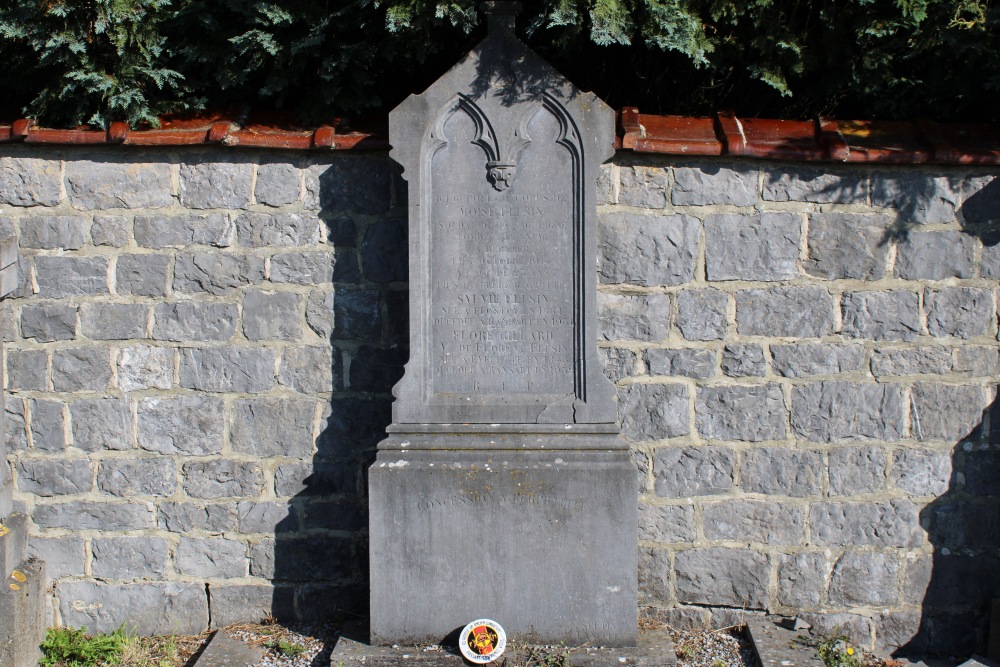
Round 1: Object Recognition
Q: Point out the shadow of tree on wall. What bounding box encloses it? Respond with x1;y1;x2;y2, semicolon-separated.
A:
270;159;408;626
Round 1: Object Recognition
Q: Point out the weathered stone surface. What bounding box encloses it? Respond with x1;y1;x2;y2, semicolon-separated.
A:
828;446;887;495
0;156;61;206
598;213;699;285
619;166;668;208
637;547;670;602
645;348;716;379
27;536;85;578
638;503;696;543
598;347;637;382
764;169;866;204
176;537;246;578
279;346;336;393
65;159;173;210
323;215;357;247
115;253;170;296
178;347;275;393
117;345;172;391
800;613;874;648
29;399;67;452
895;231;975;279
242;290;302;340
34;500;153;531
872;173;960;224
673;165;758;206
771;344;865;378
152;302;237;341
6;349;47;391
210;585;291;627
15;459;92;496
157;502;237;533
619;383;690;440
183;460;264;499
925;287;993;339
35;256;109;297
741;447;823;497
304;290;334;339
304;158;392;214
97;458;177;497
777;552;828;607
91;215;129;247
874;611;922;654
237;501;296;534
80;303;147;340
134;214;234;248
179;160;252;209
675;289;728;341
722;343;766;377
841;291;920;341
955;345;1000;375
675;547;769;607
598;292;672;341
596;163;615;205
810;500;922;547
828;552;899;606
274;460;357;497
19;216;86;249
173;253;265;295
654;446;734;498
5;398;27;453
891;448;952;496
51;347;112;391
136;396;224;455
870;346;953;377
704;213;800;281
21;304;77;342
804;213;889;280
237;212;319;247
346;345;406;392
230;398;316;457
736;287;835;338
69;397;132;451
271;251;334;285
696;385;787;442
791;382;904;442
361;217;407;283
703;500;805;545
92;536;169;579
910;382;985;441
57;581;208;635
255;161;301;207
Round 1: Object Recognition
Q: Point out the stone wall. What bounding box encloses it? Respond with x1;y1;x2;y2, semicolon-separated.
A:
1;147;998;655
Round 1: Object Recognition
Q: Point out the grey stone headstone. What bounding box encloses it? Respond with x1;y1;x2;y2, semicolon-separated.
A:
368;1;636;649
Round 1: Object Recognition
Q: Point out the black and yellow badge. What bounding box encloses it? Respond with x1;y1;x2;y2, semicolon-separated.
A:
458;618;507;663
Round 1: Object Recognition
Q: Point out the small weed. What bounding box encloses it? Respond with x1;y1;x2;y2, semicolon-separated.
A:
40;625;129;667
815;634;861;667
266;638;306;658
713;659;728;667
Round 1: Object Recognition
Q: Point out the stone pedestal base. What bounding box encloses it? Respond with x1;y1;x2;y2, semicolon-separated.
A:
0;557;46;667
368;447;638;647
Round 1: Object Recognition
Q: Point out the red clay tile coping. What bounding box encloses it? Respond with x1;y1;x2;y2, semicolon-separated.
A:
1;109;999;165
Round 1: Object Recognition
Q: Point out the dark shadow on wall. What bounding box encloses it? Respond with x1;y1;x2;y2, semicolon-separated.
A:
271;158;409;628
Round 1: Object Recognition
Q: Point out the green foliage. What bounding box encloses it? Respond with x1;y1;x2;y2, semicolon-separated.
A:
265;638;306;657
39;625;128;667
815;633;862;667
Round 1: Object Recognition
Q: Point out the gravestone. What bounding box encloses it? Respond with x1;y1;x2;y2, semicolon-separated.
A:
368;1;637;648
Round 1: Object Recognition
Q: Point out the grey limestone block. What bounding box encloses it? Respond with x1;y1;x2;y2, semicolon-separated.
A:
248;539;275;578
134;213;234;248
954;345;1000;375
137;396;224;455
274;460;357;497
115;254;170;297
236;501;296;534
345;345;406;392
674;547;769;607
0;555;46;667
673;164;758;206
721;343;766;377
925;287;994;339
895;230;975;280
178;347;275;393
598;213;699;286
175;537;246;578
763;168;866;204
361;217;408;283
183;459;264;499
809;499;922;547
97;457;177;498
874;611;923;654
828;552;900;606
777;552;828;607
910;382;985;441
255;161;301;207
117;345;172;391
736;286;834;338
323;214;357;247
51;347;112;391
91;215;129;247
983;242;1000;279
69;397;133;451
828;446;887;495
791;381;905;442
33;500;153;531
596;162;615;205
740;447;823;497
618;383;690;440
152;302;237;341
6;349;47;391
654;446;734;498
242;290;302;341
800;613;874;649
237;212;320;247
208;585;290;628
18;215;86;250
15;458;92;496
179;159;252;209
645;348;715;379
27;536;85;579
279;346;337;394
619;165;669;208
230;397;316;457
891;448;952;496
29;398;66;452
270;251;334;285
304;158;392;215
157;502;237;533
871;173;960;224
870;346;953;377
804;213;889;280
0;156;61;206
331;288;379;340
56;580;208;635
695;384;787;442
598;347;638;383
35;256;109;297
598;292;671;342
704;212;800;281
5;398;27;453
80;303;147;340
638;547;671;602
961;174;1000;224
771;343;865;378
676;288;728;341
638;503;696;543
841;290;920;341
703;499;805;545
172;253;264;295
65;159;173;210
91;536;169;580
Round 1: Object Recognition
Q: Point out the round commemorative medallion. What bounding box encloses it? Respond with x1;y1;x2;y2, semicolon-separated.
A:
458;618;507;663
